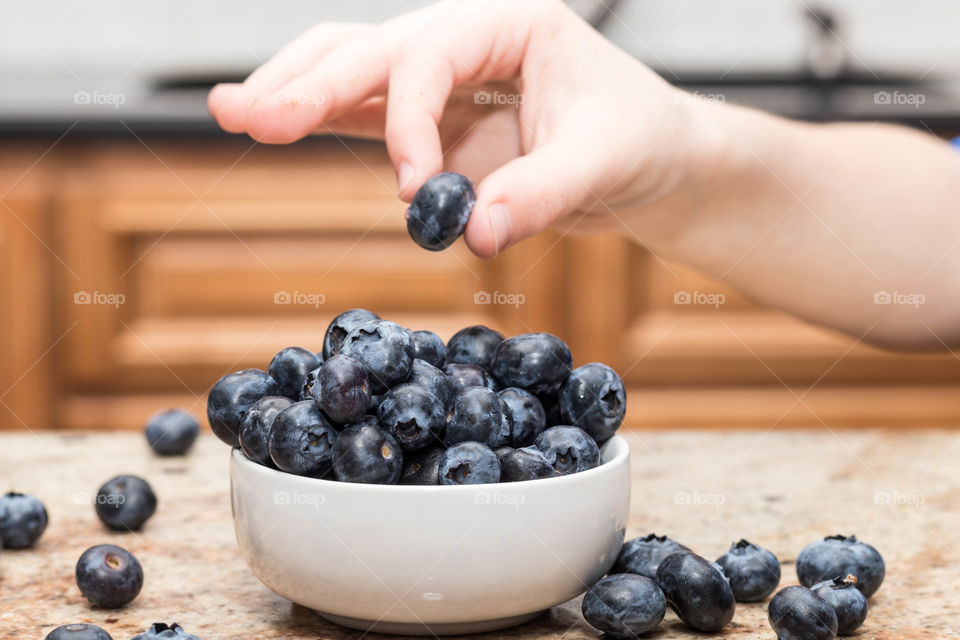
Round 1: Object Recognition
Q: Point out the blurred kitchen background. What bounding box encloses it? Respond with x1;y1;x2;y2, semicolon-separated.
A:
1;0;958;432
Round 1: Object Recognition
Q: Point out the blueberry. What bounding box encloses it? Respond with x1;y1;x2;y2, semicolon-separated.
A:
581;574;666;638
268;400;338;477
332;422;403;484
406;172;476;251
715;539;781;602
0;491;48;548
130;623;200;640
445;386;503;447
811;575;868;635
542;398;564;428
559;363;626;443
499;447;557;482
493;395;513;447
95;475;157;532
438;442;500;485
75;544;143;608
493;446;514;464
407;359;456;411
206;368;277;447
411;330;446;368
534;426;599;475
445;325;503;371
44;624;113;640
239;396;293;466
444;363;496;392
399;445;445;485
768;585;839;640
315;354;371;425
796;535;885;598
322;308;379;360
497;387;546;447
339;320;415;394
300;365;322;401
144;409;199;456
611;533;691;580
377;383;446;451
268;346;322;400
655;552;736;632
491;333;572;396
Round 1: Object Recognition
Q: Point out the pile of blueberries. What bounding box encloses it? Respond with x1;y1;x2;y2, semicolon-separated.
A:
583;533;884;639
207;309;627;485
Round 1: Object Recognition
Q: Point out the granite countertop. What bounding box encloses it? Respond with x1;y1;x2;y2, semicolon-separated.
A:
1;430;957;639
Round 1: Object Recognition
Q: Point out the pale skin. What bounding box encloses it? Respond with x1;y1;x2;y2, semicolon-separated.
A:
208;0;960;351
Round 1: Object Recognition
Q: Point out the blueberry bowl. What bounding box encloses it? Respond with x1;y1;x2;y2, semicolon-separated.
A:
230;435;630;635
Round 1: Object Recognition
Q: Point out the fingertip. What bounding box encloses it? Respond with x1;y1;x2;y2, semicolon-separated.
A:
463;201;511;258
208;84;250;133
244;95;320;144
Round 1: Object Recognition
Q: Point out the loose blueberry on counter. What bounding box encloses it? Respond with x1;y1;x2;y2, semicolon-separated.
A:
144;409;199;456
499;447;557;482
445;386;504;448
439;442;500;485
796;535;885;598
655;552;736;632
399;445;445;485
378;383;446;451
315;354;371;425
267;346;322;400
811;575;868;635
95;475;157;532
559;363;626;443
206;368;277;447
406;172;476;251
332;422;403;484
44;624;113;640
768;585;839;640
612;534;691;579
130;623;200;640
715;538;781;602
268;401;338;477
445;325;504;371
339;320;415;394
411;330;447;369
491;333;572;396
444;363;496;392
407;359;456;411
75;544;143;608
581;574;666;638
497;387;546;447
534;426;599;475
322;308;380;360
0;491;48;549
239;396;293;466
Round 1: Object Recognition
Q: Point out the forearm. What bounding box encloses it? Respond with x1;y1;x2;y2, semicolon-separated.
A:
632;102;960;350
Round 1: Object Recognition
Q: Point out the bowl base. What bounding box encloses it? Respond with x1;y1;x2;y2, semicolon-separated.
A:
316;610;546;636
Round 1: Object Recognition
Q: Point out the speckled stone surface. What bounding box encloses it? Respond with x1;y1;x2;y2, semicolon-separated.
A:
1;430;958;639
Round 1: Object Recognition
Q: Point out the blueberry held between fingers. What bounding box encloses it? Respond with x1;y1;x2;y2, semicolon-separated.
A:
768;585;838;640
445;386;504;447
207;368;277;447
407;359;456;411
655;552;736;632
378;383;446;451
75;544;143;608
534;426;599;475
268;401;338;477
559;363;626;443
406;172;476;251
332;422;403;484
411;330;447;368
399;445;445;485
322;308;379;360
612;533;691;580
267;346;322;400
444;363;496;392
130;623;200;640
581;574;666;638
95;475;157;532
796;535;885;597
239;396;293;465
811;575;868;635
315;354;370;425
144;409;199;456
0;491;48;548
44;624;113;640
339;320;415;394
715;539;781;602
445;325;503;371
497;387;546;446
439;442;500;485
491;333;573;396
499;447;557;482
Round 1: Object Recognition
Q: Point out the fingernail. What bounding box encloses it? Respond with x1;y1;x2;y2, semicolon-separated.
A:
487;203;511;255
397;162;414;192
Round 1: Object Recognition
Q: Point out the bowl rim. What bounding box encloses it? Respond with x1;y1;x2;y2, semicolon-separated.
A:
231;434;630;494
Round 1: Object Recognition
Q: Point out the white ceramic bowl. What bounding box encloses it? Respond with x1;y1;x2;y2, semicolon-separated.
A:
230;436;631;635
